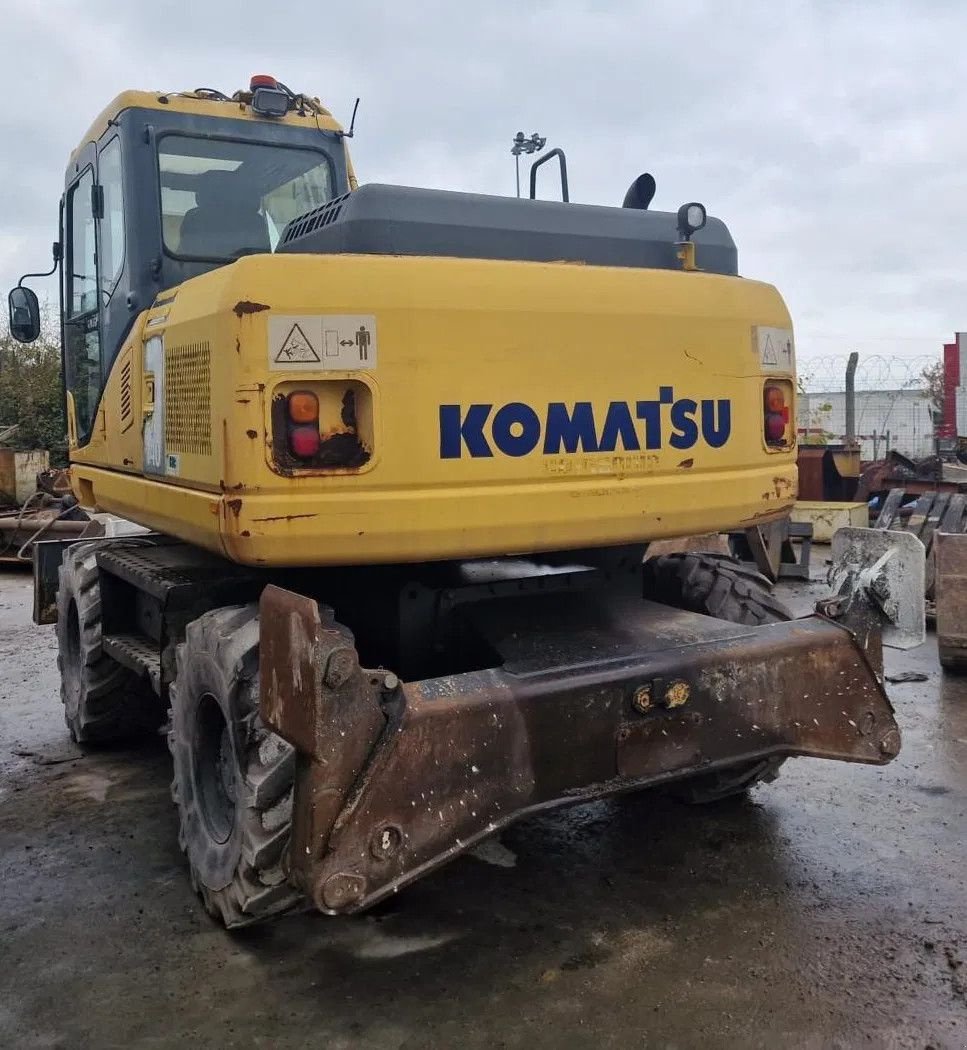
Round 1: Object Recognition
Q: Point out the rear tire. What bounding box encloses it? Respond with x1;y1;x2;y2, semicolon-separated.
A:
643;551;792;626
168;605;302;928
56;541;161;744
642;552;793;802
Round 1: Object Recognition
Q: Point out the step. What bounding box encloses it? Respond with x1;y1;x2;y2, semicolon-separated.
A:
103;632;162;696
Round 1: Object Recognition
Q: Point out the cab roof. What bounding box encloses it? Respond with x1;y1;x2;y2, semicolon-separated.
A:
69;87;346;168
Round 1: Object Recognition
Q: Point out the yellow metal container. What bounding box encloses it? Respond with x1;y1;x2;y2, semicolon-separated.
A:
790;500;869;543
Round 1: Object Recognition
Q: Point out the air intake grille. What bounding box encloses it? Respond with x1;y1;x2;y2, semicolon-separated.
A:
119;355;133;433
164;341;212;456
281;192;351;245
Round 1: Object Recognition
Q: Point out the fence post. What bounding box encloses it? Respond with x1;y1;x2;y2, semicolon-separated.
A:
845;351;859;451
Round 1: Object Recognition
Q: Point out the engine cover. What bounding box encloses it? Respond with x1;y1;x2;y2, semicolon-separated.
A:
278;183;738;276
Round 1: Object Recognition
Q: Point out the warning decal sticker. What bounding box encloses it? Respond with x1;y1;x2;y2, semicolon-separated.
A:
268;315;377;371
754;326;794;373
275;323;320;363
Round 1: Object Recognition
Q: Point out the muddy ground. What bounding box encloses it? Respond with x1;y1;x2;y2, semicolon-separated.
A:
1;565;965;1049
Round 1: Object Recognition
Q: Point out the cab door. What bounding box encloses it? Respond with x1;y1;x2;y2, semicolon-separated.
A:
62;136;127;451
62;145;101;448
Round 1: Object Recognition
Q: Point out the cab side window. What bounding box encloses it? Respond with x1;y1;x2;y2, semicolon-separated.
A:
68;170;98;315
64;169;101;438
98;138;125;299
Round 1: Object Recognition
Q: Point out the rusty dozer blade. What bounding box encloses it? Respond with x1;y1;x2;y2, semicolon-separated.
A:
259;584;899;915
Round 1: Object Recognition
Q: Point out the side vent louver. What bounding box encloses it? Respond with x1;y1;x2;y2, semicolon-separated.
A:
119;355;134;433
280;192;351;246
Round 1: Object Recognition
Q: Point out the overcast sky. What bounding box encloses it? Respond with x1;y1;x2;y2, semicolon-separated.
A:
3;0;964;372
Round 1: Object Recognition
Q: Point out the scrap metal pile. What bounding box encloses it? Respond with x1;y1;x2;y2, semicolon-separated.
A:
857;449;967;503
0;469;95;564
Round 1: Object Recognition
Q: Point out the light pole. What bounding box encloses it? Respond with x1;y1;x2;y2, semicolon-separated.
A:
511;131;546;198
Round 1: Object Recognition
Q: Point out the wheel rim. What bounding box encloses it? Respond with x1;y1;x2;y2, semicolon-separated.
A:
193;694;237;845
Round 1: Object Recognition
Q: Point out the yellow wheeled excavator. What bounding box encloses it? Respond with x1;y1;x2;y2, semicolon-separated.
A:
6;75;920;927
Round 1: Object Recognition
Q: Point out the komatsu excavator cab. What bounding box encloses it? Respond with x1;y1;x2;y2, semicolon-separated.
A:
12;77;353;448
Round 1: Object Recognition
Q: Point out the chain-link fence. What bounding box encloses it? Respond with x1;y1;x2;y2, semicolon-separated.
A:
797;353;940;460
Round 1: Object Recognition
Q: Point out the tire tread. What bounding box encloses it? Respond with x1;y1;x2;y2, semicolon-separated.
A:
168;605;302;928
56;541;160;743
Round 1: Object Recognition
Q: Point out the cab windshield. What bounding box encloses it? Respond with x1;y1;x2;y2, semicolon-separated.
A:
158;135;335;261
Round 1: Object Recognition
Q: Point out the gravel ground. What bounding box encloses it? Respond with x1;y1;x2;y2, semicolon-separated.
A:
1;565;965;1049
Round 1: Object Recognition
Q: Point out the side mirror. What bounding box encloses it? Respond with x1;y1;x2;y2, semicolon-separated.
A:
8;286;41;343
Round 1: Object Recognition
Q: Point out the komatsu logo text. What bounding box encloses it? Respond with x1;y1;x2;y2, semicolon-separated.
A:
439;389;731;459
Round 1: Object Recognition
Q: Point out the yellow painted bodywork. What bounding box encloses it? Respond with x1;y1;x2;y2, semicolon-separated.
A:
72;252;797;568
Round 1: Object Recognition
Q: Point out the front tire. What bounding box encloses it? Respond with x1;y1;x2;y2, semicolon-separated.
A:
168;605;302;928
642;552;793;802
56;541;161;744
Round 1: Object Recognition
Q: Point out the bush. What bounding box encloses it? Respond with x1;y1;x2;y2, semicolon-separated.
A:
0;324;67;464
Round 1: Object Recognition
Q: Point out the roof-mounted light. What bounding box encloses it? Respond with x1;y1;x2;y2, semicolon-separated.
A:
250;74;288;118
676;202;707;242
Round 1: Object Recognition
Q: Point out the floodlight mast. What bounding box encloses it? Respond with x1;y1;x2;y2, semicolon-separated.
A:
510;131;546;197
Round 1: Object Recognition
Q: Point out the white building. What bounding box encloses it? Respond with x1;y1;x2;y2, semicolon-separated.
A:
956;331;967;437
797;388;936;460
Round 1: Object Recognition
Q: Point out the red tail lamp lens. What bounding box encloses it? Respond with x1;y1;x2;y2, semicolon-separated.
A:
250;74;278;90
765;413;787;443
289;424;321;458
287;390;318;424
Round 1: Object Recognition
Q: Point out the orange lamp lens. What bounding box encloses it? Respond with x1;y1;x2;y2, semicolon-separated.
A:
288;391;318;424
765;386;785;413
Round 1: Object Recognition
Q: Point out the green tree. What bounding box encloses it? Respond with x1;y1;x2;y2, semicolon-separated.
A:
920;357;944;418
0;322;66;464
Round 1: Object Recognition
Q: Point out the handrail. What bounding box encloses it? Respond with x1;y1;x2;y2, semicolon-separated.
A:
529;148;569;203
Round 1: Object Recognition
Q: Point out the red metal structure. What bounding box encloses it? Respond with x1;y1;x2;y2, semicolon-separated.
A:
939;340;959;440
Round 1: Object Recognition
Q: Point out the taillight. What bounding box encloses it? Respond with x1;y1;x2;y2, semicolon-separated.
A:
288;425;319;457
287;391;320;458
764;383;791;446
271;380;374;473
287;390;319;424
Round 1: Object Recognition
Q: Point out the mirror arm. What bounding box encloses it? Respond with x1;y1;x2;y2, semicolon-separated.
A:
17;243;61;288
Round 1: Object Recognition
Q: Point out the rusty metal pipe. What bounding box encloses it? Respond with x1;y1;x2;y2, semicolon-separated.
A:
0;517;91;534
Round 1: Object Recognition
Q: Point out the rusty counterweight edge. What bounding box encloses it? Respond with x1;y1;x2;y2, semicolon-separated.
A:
258;596;898;915
318;748;798;916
